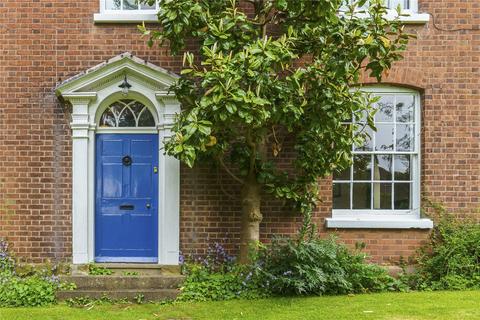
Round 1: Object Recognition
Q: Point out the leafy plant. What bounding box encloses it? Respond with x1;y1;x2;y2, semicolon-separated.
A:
407;201;480;290
178;242;267;302
177;263;268;302
256;235;405;295
140;0;413;262
134;293;145;304
0;239;15;272
0;238;73;307
195;242;236;273
123;271;139;276
177;239;405;302
88;264;113;276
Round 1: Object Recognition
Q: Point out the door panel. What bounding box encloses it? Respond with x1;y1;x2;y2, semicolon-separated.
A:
95;134;159;263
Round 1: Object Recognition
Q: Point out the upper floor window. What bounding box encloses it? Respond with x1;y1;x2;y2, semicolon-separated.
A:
331;87;420;217
104;0;158;12
343;0;417;11
95;0;159;23
99;100;156;128
340;0;429;23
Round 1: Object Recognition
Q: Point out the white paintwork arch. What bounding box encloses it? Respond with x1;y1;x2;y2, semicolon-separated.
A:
56;53;181;265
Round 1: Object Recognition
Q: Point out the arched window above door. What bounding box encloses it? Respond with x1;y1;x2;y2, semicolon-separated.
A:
99;99;156;127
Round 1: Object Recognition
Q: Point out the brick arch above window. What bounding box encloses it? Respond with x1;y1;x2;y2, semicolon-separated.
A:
360;67;427;92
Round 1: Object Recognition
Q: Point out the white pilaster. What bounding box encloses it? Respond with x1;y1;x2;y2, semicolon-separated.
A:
156;92;181;265
64;93;96;264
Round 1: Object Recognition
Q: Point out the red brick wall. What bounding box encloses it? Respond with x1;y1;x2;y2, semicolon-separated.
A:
0;0;479;264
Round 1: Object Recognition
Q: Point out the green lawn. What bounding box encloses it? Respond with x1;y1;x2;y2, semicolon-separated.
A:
1;291;479;320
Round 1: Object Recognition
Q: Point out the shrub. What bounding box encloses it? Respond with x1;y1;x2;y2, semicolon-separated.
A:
177;243;267;302
256;236;405;296
178;238;405;302
0;273;60;307
408;204;480;291
0;238;72;307
177;263;268;302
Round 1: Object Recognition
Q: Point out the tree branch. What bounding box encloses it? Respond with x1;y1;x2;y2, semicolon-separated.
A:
216;166;237;200
217;156;244;185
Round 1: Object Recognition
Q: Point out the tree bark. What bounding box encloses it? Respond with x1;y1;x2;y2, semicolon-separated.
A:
238;172;263;264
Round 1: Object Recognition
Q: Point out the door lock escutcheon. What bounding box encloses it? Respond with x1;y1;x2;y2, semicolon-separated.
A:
122;155;132;166
153;166;158;174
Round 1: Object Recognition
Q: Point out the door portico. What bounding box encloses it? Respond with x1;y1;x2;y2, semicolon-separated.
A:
55;53;181;265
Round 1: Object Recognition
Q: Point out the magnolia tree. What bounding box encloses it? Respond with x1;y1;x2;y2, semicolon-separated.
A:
140;0;411;262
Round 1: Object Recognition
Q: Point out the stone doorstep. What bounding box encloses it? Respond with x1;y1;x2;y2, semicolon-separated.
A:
57;288;180;301
60;275;185;290
59;267;185;302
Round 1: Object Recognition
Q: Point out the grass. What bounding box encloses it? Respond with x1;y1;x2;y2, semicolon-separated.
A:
1;291;479;320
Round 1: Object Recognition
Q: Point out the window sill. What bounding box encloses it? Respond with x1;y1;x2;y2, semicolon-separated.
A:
388;12;430;24
93;11;429;25
325;217;433;229
94;13;158;23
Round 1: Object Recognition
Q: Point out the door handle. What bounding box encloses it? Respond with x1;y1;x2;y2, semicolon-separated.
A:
119;204;134;210
146;203;151;209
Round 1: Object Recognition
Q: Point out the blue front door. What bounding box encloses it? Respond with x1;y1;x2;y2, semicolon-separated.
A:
95;134;158;263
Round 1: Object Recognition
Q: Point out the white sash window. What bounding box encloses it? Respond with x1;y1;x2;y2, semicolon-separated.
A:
95;0;159;23
327;86;433;229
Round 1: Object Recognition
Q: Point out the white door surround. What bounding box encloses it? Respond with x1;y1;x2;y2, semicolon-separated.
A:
56;53;181;265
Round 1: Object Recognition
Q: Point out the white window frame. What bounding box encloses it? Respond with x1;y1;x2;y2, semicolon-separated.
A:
94;0;159;23
326;86;433;229
342;0;430;24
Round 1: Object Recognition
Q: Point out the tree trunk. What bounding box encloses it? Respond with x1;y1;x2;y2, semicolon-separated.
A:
239;172;263;264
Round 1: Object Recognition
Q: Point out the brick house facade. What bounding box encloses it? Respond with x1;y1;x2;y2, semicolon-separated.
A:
0;1;478;265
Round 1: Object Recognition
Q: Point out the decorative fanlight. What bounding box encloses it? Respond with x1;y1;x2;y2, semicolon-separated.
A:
118;74;132;96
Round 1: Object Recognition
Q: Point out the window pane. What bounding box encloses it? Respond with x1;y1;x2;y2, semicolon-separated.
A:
140;0;156;9
396;95;415;123
129;101;144;117
387;0;409;10
353;154;371;180
396;124;414;151
333;183;350;209
99;108;116;127
333;167;350;181
123;0;139;10
375;95;394;122
106;0;121;10
373;183;392;209
373;154;392;181
375;124;394;151
110;102;124;116
394;183;411;209
137;108;156;127
353;183;371;209
118;107;136;127
353;125;373;151
394;155;411;181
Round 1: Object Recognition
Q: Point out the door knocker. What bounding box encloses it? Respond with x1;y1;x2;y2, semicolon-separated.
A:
122;155;132;166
